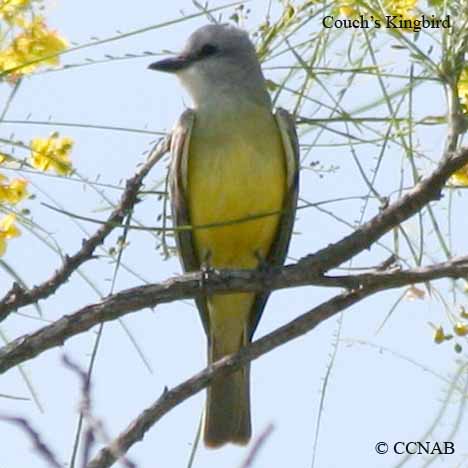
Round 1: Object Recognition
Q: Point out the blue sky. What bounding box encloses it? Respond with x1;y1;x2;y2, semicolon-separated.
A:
1;1;467;468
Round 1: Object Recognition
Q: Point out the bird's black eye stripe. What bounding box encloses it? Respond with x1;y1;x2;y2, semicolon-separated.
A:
199;43;218;58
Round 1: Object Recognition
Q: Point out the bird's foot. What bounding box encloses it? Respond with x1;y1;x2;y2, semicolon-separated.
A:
254;249;270;272
199;251;215;288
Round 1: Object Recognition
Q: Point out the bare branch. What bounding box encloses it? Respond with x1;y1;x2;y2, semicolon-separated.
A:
1;253;468;375
0;141;466;373
77;257;468;467
1;142;465;329
63;356;136;468
86;286;374;468
0;415;62;468
238;424;275;468
298;147;468;273
0;137;170;322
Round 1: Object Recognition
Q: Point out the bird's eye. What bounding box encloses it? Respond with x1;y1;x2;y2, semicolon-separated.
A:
199;44;218;57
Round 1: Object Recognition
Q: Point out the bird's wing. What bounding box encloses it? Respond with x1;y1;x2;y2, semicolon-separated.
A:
248;108;300;339
169;109;211;335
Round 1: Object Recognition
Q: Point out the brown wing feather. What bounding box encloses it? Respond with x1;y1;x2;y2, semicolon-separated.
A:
247;108;300;339
169;109;211;335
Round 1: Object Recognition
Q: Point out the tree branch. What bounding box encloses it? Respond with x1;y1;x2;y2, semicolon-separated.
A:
83;259;468;467
1;254;467;375
0;144;466;374
86;286;374;468
1;142;466;328
297;146;468;273
0;137;170;323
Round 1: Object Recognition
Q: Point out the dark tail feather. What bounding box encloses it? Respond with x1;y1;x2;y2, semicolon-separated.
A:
204;337;251;447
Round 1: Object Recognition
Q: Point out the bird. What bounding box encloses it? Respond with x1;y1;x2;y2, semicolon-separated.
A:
149;23;299;448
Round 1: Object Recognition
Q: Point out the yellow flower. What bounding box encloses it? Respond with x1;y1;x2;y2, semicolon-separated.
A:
0;16;67;79
384;0;417;19
452;165;468;186
0;176;28;204
458;68;468;112
433;326;445;344
338;0;417;20
30;133;73;175
453;322;468;337
0;213;20;256
460;306;468;319
338;1;359;17
451;89;468;184
8;178;28;203
453;68;468;186
0;0;30;24
433;325;452;344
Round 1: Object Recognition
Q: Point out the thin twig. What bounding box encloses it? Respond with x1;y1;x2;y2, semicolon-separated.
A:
0;137;169;322
0;415;62;468
1;255;468;375
63;356;136;468
298;147;468;273
238;424;275;468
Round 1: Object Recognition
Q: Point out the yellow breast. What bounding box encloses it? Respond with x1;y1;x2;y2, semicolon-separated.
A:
187;106;286;269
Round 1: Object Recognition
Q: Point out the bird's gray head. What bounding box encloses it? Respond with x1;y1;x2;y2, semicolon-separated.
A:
149;24;271;109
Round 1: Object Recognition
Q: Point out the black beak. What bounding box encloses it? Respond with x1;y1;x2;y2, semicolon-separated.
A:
148;55;192;73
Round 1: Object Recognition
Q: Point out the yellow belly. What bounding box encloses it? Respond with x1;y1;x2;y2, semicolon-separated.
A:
188;110;286;269
187;106;286;353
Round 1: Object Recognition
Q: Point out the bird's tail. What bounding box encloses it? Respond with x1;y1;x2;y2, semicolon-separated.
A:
204;331;251;448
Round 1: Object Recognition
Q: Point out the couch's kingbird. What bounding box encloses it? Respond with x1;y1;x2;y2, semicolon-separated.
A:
149;24;299;448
